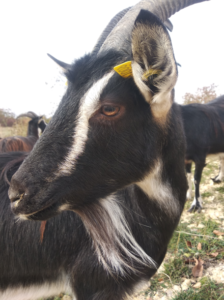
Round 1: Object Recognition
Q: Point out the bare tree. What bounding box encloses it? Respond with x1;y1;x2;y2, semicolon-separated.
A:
183;83;218;105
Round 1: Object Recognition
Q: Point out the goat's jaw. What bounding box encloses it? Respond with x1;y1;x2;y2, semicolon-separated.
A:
12;200;61;221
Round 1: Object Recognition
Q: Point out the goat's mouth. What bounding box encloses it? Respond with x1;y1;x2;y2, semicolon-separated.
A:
11;198;61;221
26;202;60;220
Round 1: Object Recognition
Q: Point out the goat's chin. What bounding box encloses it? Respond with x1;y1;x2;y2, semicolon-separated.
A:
18;202;61;221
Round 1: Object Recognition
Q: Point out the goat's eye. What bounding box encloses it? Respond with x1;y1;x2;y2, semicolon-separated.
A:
102;106;120;116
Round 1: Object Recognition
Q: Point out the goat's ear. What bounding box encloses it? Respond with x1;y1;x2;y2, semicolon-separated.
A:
47;53;72;77
131;10;177;121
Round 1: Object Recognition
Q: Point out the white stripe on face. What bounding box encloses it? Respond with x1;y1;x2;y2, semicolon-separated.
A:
56;71;114;177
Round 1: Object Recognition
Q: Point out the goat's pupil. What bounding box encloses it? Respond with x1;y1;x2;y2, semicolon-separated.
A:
102;106;119;116
104;106;115;112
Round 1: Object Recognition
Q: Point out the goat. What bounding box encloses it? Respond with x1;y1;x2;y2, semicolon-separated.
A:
180;95;224;212
6;1;208;299
0;111;46;153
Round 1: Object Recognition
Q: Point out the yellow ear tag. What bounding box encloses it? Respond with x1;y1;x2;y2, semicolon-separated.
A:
114;61;133;78
142;69;162;81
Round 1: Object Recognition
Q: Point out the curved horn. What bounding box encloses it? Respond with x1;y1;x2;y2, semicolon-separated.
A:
17;111;38;119
93;7;131;54
93;6;173;54
98;0;208;53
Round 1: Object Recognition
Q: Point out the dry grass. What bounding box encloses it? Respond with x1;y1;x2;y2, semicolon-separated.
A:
0;119;29;138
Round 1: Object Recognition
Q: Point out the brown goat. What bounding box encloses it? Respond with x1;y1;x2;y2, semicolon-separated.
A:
0;111;46;153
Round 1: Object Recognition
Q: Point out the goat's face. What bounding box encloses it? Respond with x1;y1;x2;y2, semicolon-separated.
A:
9;11;177;221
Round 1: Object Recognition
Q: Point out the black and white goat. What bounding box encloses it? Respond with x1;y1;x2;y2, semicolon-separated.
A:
180;95;224;212
0;111;46;153
4;0;208;299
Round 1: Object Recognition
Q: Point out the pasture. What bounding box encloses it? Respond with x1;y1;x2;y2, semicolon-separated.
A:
0;127;15;138
39;158;224;300
0;122;28;138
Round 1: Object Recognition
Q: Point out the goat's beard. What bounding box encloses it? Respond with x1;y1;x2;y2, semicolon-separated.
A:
76;195;156;276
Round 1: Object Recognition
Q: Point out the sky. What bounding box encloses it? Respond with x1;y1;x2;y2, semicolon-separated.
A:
0;0;223;117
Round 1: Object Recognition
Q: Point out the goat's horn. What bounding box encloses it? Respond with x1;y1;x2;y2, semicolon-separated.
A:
47;54;72;73
164;19;173;32
93;6;172;54
98;0;208;53
17;111;38;119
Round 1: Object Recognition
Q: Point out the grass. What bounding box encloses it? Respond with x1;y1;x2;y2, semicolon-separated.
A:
215;186;224;193
201;191;213;197
172;278;224;300
0;120;28;138
168;217;224;262
163;257;191;283
0;126;15;137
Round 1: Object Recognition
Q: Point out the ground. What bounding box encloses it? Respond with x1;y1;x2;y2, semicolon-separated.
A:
41;157;224;300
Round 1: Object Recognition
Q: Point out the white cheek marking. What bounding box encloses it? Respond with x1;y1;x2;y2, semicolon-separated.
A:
136;161;179;216
56;71;114;176
0;277;73;300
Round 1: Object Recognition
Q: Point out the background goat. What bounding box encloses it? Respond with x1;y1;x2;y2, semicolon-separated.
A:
0;111;46;152
180;95;224;212
5;0;208;299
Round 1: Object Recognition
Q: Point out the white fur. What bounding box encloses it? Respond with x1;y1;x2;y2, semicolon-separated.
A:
101;197;157;270
132;59;174;120
136;161;179;216
56;71;114;176
131;24;177;120
186;172;192;199
59;203;71;211
81;195;157;276
191;196;203;208
132;61;151;103
0;278;73;300
216;153;224;181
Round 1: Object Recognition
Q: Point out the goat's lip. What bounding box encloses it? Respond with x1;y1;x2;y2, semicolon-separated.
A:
11;198;60;221
25;202;60;221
